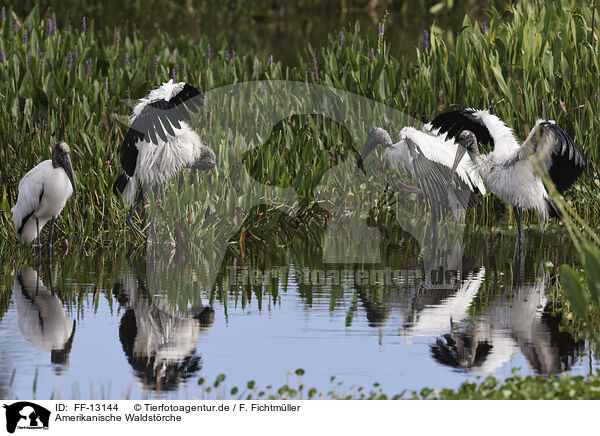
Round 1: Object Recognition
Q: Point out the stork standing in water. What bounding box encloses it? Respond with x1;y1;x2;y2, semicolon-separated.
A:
11;141;76;249
358;126;487;215
113;80;216;238
430;109;587;249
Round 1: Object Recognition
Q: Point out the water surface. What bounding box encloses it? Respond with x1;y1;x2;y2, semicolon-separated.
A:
0;226;592;400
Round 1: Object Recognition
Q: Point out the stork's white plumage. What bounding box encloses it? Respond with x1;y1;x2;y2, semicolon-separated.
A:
12;266;76;369
11;142;76;247
113;80;216;238
358;126;486;215
431;109;587;247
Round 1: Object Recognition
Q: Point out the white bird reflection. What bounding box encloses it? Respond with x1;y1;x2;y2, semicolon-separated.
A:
12;266;76;374
115;260;214;391
428;262;583;375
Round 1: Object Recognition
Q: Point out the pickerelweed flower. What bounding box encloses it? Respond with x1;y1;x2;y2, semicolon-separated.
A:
13;18;18;35
312;58;319;81
72;88;76;100
104;78;109;91
40;52;45;76
81;16;86;33
66;51;73;72
153;55;159;76
231;50;235;63
422;29;430;50
125;53;130;67
338;31;344;48
74;46;78;59
206;44;211;61
171;63;179;79
85;58;92;76
225;50;229;61
0;49;5;64
482;21;487;35
369;48;374;62
23;30;28;44
46;17;55;37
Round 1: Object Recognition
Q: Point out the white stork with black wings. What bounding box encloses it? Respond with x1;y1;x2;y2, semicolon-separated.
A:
358;126;487;216
113;80;216;238
430;109;587;247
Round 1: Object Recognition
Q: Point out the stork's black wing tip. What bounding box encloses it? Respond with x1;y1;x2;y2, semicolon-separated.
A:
113;173;129;196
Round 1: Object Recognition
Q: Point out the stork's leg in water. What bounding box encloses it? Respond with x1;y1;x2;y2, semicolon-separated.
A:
127;190;146;239
35;217;41;249
46;217;55;252
513;205;524;253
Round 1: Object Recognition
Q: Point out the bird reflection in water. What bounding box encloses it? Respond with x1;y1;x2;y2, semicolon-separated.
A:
11;265;76;374
430;260;583;375
115;260;214;391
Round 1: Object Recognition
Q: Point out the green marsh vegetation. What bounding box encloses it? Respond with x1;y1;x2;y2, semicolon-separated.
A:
0;0;598;257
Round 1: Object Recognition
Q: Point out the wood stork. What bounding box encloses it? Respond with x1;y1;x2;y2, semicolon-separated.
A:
430;109;587;248
113;80;216;239
116;260;213;390
12;265;76;371
11;141;76;249
358;126;487;215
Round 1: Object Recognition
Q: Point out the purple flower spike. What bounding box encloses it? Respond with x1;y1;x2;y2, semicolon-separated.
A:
23;30;28;44
231;50;235;63
40;52;45;76
46;18;54;37
74;46;78;59
66;51;73;72
206;44;211;61
482;21;487;35
338;31;344;48
225;50;229;61
153;55;159;76
81;16;86;33
422;29;430;50
13;18;18;35
104;78;109;91
0;49;5;63
85;58;92;76
125;53;130;67
171;63;179;79
312;58;319;81
369;48;374;63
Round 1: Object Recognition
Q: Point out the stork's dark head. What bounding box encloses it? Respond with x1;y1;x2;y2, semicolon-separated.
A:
357;127;394;173
192;145;216;171
449;131;478;185
457;130;478;154
52;141;77;195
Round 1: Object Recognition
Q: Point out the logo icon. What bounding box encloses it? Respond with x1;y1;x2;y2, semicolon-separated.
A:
3;402;50;433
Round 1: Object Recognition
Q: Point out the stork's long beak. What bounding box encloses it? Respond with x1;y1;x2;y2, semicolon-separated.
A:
356;139;375;176
450;144;467;185
64;157;77;196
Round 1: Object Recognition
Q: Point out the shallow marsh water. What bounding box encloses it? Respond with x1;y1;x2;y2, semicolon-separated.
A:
0;225;594;400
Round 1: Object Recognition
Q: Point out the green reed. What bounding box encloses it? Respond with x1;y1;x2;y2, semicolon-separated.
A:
0;0;598;253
